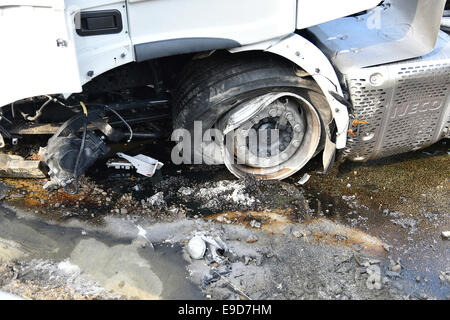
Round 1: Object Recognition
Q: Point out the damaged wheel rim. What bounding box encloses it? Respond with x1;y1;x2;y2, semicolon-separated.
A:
217;92;321;180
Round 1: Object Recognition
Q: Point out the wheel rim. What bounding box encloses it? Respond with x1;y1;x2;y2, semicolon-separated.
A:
217;92;321;180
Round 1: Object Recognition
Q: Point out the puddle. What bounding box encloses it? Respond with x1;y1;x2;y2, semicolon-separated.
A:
0;207;203;300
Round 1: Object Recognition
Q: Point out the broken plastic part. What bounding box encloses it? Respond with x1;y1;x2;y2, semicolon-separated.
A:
0;153;45;178
116;152;163;177
298;173;311;185
106;158;134;170
41;131;109;191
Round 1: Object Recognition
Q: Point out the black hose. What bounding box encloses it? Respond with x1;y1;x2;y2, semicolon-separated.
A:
64;104;88;194
104;104;133;142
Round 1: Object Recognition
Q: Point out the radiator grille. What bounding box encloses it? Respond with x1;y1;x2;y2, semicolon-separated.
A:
342;37;450;161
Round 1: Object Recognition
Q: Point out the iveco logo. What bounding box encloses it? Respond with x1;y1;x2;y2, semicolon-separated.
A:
390;100;442;119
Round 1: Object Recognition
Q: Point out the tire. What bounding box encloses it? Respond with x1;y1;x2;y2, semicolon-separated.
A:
173;51;329;179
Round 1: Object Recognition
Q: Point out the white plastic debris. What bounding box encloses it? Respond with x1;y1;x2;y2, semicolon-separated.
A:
115;152;163;177
137;225;148;240
298;173;310;185
57;260;81;276
366;264;382;290
105;158;133;170
187;236;207;260
442;231;450;239
250;219;262;229
200;235;228;264
136;225;154;249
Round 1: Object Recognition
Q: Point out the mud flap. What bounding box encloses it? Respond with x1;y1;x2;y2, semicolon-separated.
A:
322;130;336;174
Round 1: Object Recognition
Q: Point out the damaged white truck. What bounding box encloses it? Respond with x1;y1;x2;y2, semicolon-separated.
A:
0;0;449;193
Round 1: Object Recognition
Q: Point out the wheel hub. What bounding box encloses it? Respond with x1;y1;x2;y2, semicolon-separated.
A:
234;97;306;168
217;92;321;180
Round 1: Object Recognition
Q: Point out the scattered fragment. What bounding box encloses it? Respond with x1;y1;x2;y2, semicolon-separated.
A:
389;211;404;218
10;194;25;199
136;225;148;240
116;152;163;177
187;236;206;260
391;218;418;234
292;230;303;238
391;264;402;272
385;271;402;279
106;158;133;170
297;173;310;185
57;259;81;276
250;220;262;229
146;192;166;207
439;271;450;282
201;235;229;264
136;225;154;249
441;231;450;239
246;235;258;243
366;264;382;290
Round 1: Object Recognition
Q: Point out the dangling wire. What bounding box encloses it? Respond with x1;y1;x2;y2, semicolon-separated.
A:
65;101;88;194
104;104;133;143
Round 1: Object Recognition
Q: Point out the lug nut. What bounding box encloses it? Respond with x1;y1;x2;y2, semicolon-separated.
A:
294;124;303;133
285;112;293;121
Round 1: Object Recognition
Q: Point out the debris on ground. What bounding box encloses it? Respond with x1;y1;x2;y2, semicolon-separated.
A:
366;264;382;290
391;264;402;272
441;231;450;239
187;236;206;260
0;153;45;178
116;153;163;177
249;219;262;229
391;218;419;234
246;235;258;243
0;259;121;300
145;192;166;208
0;139;447;300
297;173;310;185
439;271;450;283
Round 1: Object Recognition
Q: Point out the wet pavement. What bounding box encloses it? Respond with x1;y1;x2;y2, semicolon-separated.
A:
0;138;448;299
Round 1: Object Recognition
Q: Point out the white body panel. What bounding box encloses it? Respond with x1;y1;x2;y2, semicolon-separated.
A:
296;0;381;29
0;0;384;107
126;0;297;47
0;1;81;107
66;0;134;85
